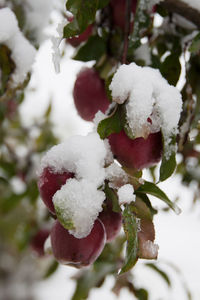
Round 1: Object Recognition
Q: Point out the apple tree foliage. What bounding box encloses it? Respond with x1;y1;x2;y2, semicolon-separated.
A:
0;0;200;299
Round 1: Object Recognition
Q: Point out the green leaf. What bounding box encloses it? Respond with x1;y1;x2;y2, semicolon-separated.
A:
128;0;151;54
135;288;149;300
98;0;110;9
104;182;121;213
64;0;98;38
189;32;200;54
159;133;177;182
160;54;181;86
43;261;59;279
135;181;181;215
54;203;75;231
120;204;138;274
146;263;171;287
97;105;123;139
73;35;106;62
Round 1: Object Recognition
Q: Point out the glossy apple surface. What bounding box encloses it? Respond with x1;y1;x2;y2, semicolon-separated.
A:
108;130;163;170
73;68;110;121
38;167;74;214
51;219;106;267
98;199;122;242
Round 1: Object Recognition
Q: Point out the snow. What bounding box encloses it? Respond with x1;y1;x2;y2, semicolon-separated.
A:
181;0;200;12
0;7;36;84
39;133;109;238
24;0;54;43
117;184;135;205
110;63;182;157
52;19;68;73
139;240;159;259
105;162;128;189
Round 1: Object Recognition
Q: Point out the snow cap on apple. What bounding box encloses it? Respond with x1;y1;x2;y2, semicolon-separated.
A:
110;62;182;158
38;133;116;239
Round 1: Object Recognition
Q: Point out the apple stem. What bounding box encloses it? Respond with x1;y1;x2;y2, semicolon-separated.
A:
122;0;132;64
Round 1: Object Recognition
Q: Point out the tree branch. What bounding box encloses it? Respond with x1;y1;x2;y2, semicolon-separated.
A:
161;0;200;28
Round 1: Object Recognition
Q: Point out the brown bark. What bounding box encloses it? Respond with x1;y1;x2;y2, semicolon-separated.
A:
161;0;200;28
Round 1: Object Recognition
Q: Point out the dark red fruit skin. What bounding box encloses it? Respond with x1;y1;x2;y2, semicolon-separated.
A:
38;167;74;214
73;68;110;121
51;219;106;267
68;24;93;47
98;199;122;242
110;0;137;31
30;229;50;257
108;130;163;170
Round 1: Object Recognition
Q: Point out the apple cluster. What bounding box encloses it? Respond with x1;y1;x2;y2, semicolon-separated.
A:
36;0;183;269
37;134;124;267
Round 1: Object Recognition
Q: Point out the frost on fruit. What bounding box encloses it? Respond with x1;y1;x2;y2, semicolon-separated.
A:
0;7;36;84
117;184;135;205
39;133;112;239
110;63;182;157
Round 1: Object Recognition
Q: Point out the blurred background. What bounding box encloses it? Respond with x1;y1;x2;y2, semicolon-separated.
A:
1;1;200;300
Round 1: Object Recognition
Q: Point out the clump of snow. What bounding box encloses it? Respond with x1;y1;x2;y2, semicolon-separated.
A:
53;179;105;238
44;236;52;255
24;0;54;43
139;240;159;259
0;8;36;85
106;162;128;189
93;111;107;127
39;133;110;239
110;62;182;157
117;184;135;205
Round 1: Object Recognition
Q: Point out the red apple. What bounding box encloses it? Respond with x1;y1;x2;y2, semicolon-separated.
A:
50;219;106;267
108;130;163;170
38;167;74;214
110;0;137;31
98;199;122;242
73;68;110;121
30;228;50;257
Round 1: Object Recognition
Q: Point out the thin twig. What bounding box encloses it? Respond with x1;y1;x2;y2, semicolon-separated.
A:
122;0;132;64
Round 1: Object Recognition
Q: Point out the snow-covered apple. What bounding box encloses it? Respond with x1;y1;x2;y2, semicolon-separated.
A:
108;130;162;170
51;219;106;267
73;67;110;121
98;198;122;242
38;167;74;214
30;228;50;257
